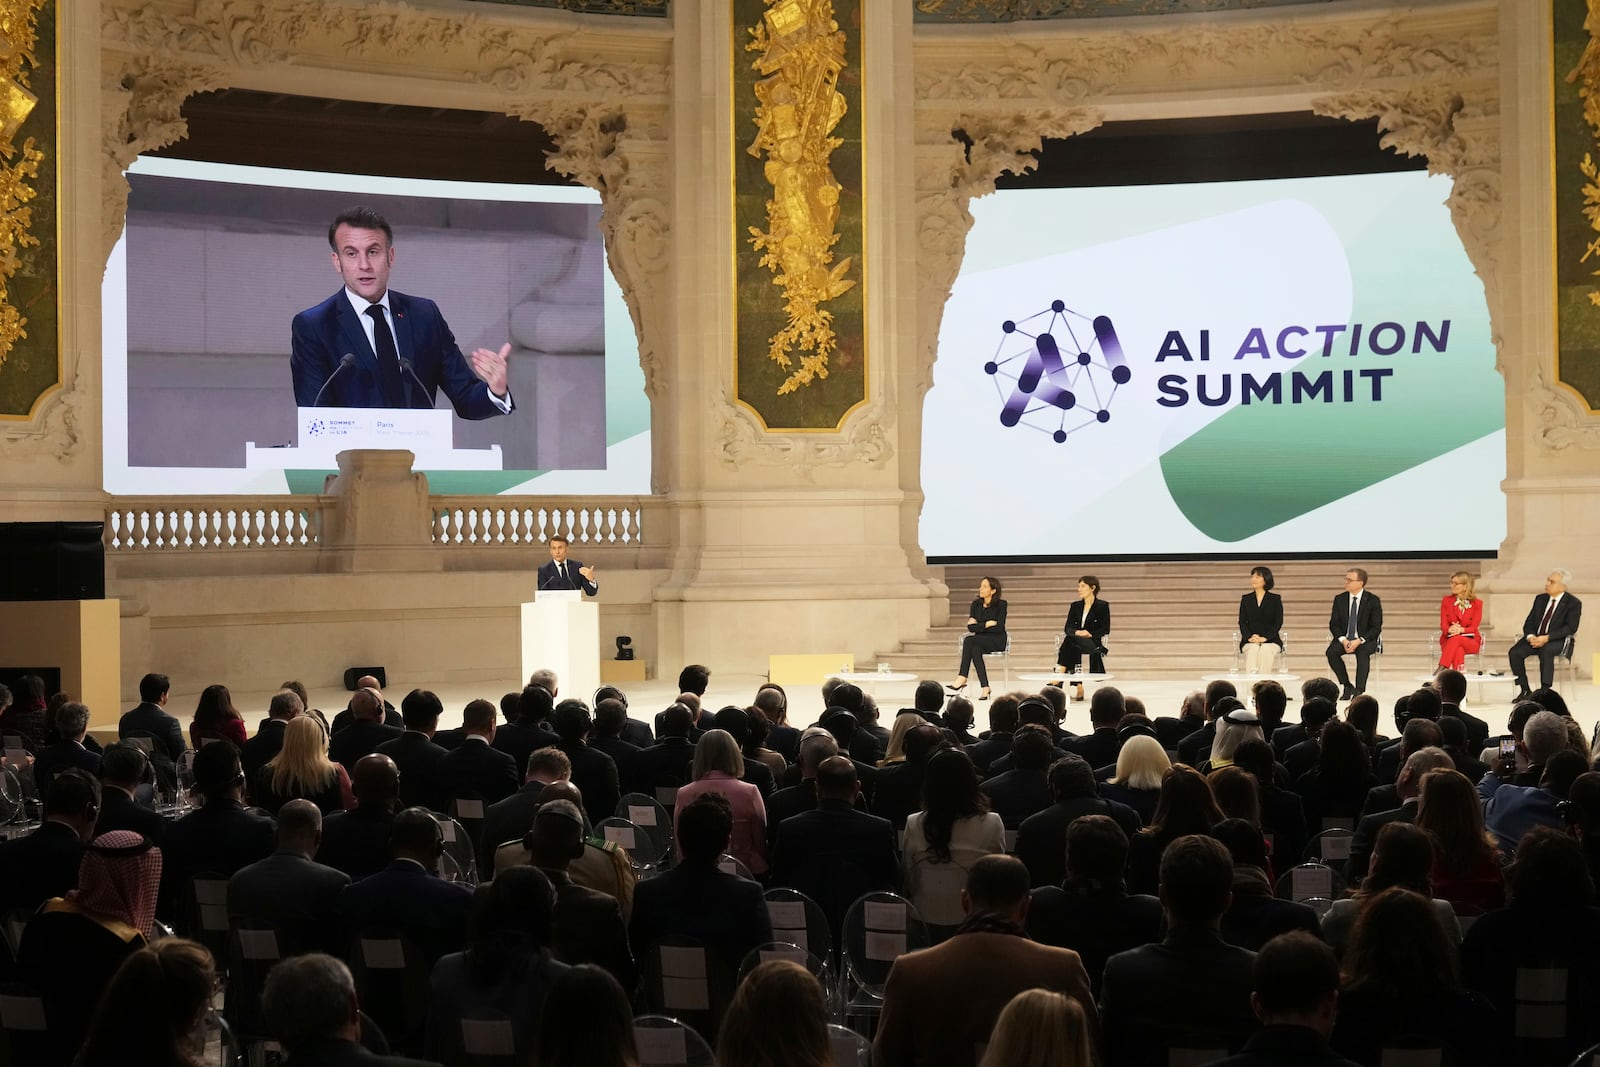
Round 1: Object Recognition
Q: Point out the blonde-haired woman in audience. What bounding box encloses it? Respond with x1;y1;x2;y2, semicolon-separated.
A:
1416;767;1504;915
979;988;1095;1067
255;715;355;814
880;712;926;766
674;728;769;877
1098;734;1169;824
715;960;833;1067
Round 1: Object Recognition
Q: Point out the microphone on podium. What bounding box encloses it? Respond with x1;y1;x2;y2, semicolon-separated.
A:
399;359;430;410
311;353;358;407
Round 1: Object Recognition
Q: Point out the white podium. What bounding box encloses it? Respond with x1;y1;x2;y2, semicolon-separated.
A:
520;596;600;700
245;407;503;470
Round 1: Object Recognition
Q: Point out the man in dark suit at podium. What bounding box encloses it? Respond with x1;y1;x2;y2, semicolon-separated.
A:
1508;569;1583;700
536;535;599;596
1325;568;1383;700
290;207;516;417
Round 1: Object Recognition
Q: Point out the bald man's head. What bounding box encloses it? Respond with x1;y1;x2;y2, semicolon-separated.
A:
351;687;383;722
538;779;586;816
357;675;382;693
352;753;399;809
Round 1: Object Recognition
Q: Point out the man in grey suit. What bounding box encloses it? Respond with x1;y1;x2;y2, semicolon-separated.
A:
229;799;350;956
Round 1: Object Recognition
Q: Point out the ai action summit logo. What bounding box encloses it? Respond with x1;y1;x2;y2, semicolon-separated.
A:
983;300;1129;443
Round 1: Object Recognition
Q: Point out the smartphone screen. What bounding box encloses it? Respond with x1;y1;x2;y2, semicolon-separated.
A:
1499;739;1516;759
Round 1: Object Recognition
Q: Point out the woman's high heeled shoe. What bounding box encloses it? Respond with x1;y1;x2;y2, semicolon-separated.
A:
979;688;992;701
946;682;967;694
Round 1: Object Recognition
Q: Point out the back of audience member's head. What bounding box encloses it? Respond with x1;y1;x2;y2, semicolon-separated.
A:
54;700;90;740
1158;834;1235;924
1122;695;1146;720
753;684;787;725
1530;688;1570;718
1567;772;1600;836
1399;717;1443;758
1147;764;1223;839
1179;690;1206;721
678;792;733;864
1210;767;1260;827
965;854;1031;918
1016;697;1053;729
945;695;975;732
463;698;497;735
1204;679;1238;717
978;988;1094;1067
279;680;309;708
1525;710;1569;766
537;779;587;817
1299;675;1337;710
526;746;573;785
99;741;149;789
1109;735;1169;791
677;692;702;717
1435;668;1467;705
1543;749;1588;798
400;688;442;732
1231;738;1275;787
1437;714;1467;751
819;708;857;747
527;799;586;868
659;702;694;739
903;724;946;769
795;732;839;776
500;691;520;723
389;806;444;866
1301;696;1338;735
352;753;400;809
1010;724;1055;772
1316;720;1371;781
693;729;744;780
44;766;100;823
1048;753;1098;802
988;693;1022;734
1345;694;1380;740
1213;816;1269;872
1360;820;1434;900
552;699;593;744
831;682;864;718
1212;708;1262;764
275;798;322;852
1508;825;1595;907
815;755;859;803
191;740;244;803
1509;700;1544;739
1396;746;1453;800
1343;887;1459;991
716;960;833;1067
263;953;359;1050
76;938;216;1067
593;684;627;709
465;865;556;983
677;664;711;697
882;713;924;763
1251;680;1288;731
537;964;639;1067
267;689;304;723
712;706;750;747
594;698;628;738
1405;687;1442;723
1064;813;1128;887
913;679;944;715
1417;768;1497;875
1088;687;1125;728
1391;693;1411;732
921;749;989;849
1251;932;1340;1032
517;683;556;725
138;672;171;704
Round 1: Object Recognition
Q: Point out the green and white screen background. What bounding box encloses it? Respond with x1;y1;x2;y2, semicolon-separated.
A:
920;172;1504;558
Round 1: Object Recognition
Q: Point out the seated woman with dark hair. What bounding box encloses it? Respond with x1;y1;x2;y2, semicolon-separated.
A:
426;865;569;1063
1291;719;1376;832
903;748;1005;930
1343;693;1387;755
1417;768;1505;916
188;683;247;750
1124;764;1223;896
716;959;834;1067
537;964;640;1067
1319;821;1461;957
74;938;216;1067
1331;888;1493;1066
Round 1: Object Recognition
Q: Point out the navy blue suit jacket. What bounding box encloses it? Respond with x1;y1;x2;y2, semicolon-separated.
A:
291;289;509;418
536;560;599;596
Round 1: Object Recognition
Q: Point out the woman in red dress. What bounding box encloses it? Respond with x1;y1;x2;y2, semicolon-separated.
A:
1436;570;1484;672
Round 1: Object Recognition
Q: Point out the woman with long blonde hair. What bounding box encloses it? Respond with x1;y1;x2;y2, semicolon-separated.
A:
979;988;1094;1067
1436;570;1483;672
255;715;354;814
880;712;926;766
1098;733;1170;824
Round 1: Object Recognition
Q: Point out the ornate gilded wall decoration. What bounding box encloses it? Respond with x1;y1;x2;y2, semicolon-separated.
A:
911;0;1328;21
734;0;865;430
1558;0;1600;409
0;0;53;413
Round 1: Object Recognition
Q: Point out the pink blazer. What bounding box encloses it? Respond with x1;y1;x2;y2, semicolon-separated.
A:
674;771;769;876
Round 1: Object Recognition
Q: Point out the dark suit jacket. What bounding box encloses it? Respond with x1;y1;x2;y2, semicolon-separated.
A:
1101;926;1258;1064
95;786;167;848
119;701;186;763
869;763;924;830
1345;798;1418;882
1358;782;1400;821
241;718;289;795
628;862;772;974
492;720;562;779
766;723;801;763
1063;598;1111;644
375;731;453;814
771;800;899;937
228;848;351;955
291;288;508;418
1239;592;1284;648
328;721;405;776
591;735;641;795
619;718;654;748
441;737;520;805
1271;723;1307;759
160;798;276;915
964;731;1014;776
1026;883;1163;997
1442;704;1490;753
1063;727;1121;770
850;725;890;766
280;1037;437;1067
1282;736;1322;782
1328;591;1383;645
482;782;547;861
560;740;620;821
31;740;100;799
1222;870;1321;950
329;704;403;734
1373;738;1406;786
874;932;1097;1067
1015;796;1142;890
980;768;1053;830
1518;592;1583;644
535;559;598;596
631;736;696;797
0;820;83;912
1155;715;1205;751
1207;1025;1364;1067
1178;722;1217;768
544;867;635;990
338;859;474;964
318;806;397;880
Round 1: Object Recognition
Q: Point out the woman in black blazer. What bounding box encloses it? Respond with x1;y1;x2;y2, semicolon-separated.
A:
949;576;1007;700
1056;575;1110;675
1238;565;1284;674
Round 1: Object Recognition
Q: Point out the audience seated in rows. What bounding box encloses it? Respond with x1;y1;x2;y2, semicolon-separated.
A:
1345;744;1453;881
227;798;350;956
1017;754;1141;890
94;741;166;846
1416;767;1505;915
1204;932;1359;1067
256;715;356;815
441;698;520;808
241;688;302;793
159;742;274;916
903;747;1006;929
374;687;453;814
554;698;623;819
675;728;769;877
263;952;435;1067
327;686;402;775
1124;764;1223;896
337;806;474;966
317;753;400;879
523;797;635;988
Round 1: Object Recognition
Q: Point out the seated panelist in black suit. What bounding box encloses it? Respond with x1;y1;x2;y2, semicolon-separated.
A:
537;534;599;596
1507;568;1583;699
1056;575;1111;676
1325;568;1383;699
1238;566;1285;675
948;576;1007;701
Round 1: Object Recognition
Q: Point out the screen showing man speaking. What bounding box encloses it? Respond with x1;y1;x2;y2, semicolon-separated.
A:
920;170;1504;558
102;157;651;496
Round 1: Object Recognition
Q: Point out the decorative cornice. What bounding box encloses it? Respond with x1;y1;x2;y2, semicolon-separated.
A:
1531;374;1600;452
715;392;895;476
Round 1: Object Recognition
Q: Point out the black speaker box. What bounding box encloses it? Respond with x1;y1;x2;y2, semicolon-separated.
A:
343;667;387;691
0;522;105;601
